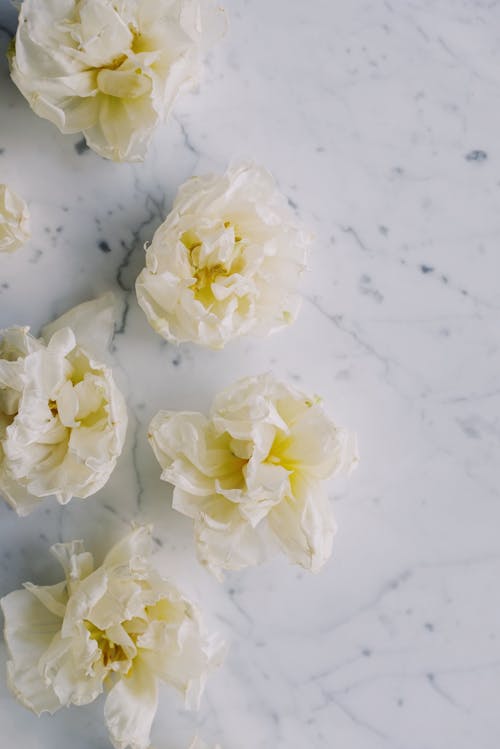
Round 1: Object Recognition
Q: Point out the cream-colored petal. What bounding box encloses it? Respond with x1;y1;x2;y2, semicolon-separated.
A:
173;489;267;577
0;470;43;516
268;476;336;573
0;184;31;253
0;588;62;715
104;658;158;749
84;93;159;162
140;606;226;709
39;628;104;706
50;540;95;587
41;293;117;357
149;411;243;497
24;581;68;618
102;525;153;570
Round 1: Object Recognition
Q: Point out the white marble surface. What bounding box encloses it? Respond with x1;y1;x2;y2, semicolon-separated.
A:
1;1;500;747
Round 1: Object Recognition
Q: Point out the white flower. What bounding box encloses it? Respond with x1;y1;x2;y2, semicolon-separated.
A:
136;163;311;349
0;184;30;253
0;294;127;515
10;0;225;162
149;374;358;577
1;526;225;749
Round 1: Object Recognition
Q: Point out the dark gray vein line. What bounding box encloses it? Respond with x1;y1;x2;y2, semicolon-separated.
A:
317;687;392;744
338;224;371;253
426;673;464;710
130;410;144;511
172;114;199;156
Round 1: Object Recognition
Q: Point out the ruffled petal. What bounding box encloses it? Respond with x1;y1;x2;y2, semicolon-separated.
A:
268;476;336;573
104;658;158;749
50;540;95;588
139;603;225;709
0;589;62;715
41;293;117;357
174;489;267;578
0;184;31;253
39;628;104;706
276;405;360;480
149;411;243;495
102;525;153;570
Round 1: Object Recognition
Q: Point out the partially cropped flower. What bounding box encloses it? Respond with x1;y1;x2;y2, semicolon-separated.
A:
1;526;224;749
9;0;225;162
0;184;30;253
0;294;127;515
136;163;311;349
149;374;358;577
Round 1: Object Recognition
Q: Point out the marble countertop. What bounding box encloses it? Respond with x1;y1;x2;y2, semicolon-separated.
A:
1;1;499;748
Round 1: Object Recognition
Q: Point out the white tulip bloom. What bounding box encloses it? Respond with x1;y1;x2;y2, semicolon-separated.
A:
0;294;127;515
0;184;30;253
136;163;311;349
1;526;225;749
10;0;225;162
149;374;358;577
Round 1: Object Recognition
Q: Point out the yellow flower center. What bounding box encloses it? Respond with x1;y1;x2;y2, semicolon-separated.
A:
93;27;153;99
101;53;128;71
48;400;59;418
85;621;130;668
181;221;244;305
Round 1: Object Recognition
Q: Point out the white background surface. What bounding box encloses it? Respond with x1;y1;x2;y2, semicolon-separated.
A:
1;1;500;748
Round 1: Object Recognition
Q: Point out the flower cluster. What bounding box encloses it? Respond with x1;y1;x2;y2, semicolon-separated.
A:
10;0;225;161
149;373;358;577
1;526;225;749
1;2;361;747
0;296;127;515
0;184;30;253
136;163;311;348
